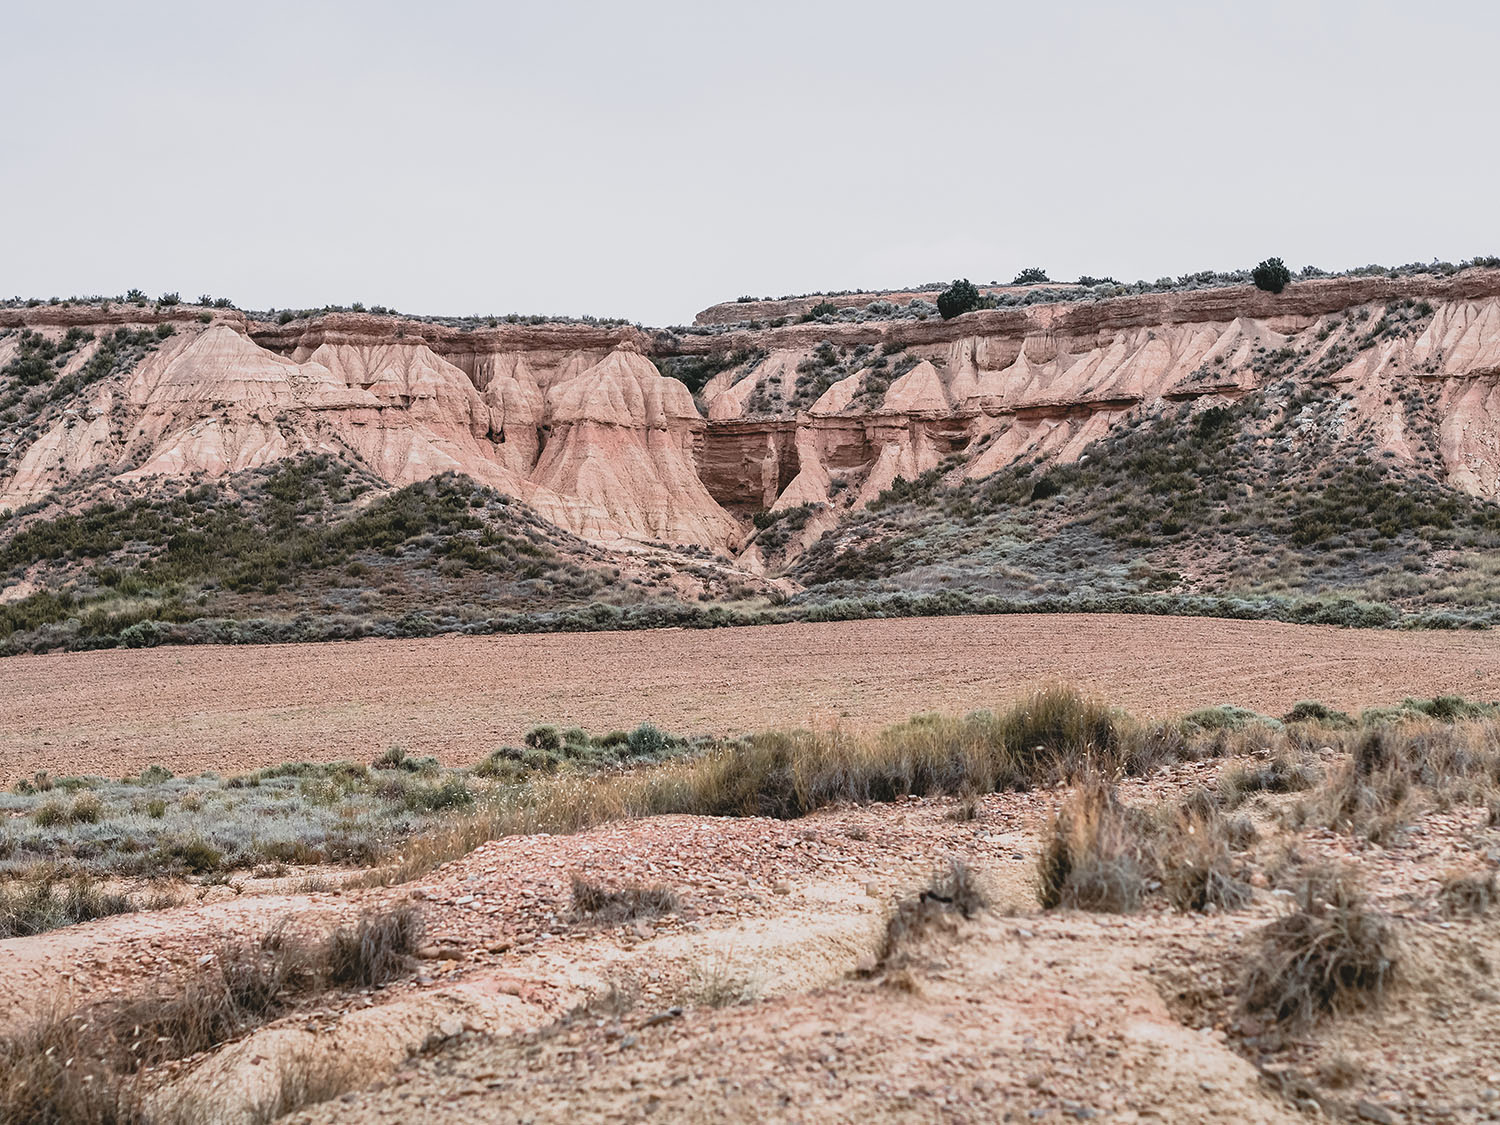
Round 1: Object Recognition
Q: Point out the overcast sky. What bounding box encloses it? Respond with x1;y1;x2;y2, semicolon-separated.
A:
3;1;1496;325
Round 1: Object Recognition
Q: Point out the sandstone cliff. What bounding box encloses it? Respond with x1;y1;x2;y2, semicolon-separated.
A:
4;269;1500;572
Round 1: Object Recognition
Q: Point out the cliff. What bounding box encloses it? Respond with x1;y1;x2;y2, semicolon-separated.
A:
5;269;1500;576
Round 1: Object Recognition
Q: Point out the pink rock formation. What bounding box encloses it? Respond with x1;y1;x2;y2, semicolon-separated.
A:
6;271;1500;567
530;348;742;548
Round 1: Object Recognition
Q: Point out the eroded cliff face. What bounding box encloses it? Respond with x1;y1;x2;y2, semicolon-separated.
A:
4;270;1500;569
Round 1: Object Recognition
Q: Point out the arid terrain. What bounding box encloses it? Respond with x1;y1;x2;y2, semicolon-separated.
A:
7;261;1500;659
4;613;1500;783
4;266;1500;1125
1;664;1498;1124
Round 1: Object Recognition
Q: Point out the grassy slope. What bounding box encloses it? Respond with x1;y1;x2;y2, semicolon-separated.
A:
791;382;1500;627
0;458;697;653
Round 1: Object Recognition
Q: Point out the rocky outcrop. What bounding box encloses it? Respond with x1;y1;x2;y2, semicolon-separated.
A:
529;347;741;547
5;270;1500;564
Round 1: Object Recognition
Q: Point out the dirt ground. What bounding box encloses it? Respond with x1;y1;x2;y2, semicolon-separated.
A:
4;613;1499;783
4;752;1495;1125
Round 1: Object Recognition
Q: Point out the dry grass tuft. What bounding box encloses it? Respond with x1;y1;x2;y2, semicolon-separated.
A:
569;876;680;924
0;1007;144;1125
1160;800;1253;914
1218;746;1320;809
1239;868;1397;1028
1037;773;1150;913
0;871;132;938
879;858;987;966
326;905;422;987
0;904;424;1122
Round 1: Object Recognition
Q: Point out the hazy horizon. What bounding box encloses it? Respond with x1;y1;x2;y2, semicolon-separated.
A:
4;1;1497;325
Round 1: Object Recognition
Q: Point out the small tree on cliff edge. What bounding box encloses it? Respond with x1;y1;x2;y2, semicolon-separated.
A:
1252;257;1293;294
937;278;981;320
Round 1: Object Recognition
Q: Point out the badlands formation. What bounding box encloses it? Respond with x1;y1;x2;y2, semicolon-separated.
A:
6;268;1500;576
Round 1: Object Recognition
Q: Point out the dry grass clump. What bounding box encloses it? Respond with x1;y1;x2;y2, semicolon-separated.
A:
0;1008;144;1125
878;858;987;967
0;904;423;1121
1038;773;1156;913
1298;721;1500;842
1438;867;1496;917
1039;776;1252;915
0;872;132;938
569;876;680;924
326;904;423;987
1238;868;1397;1028
1218;746;1320;809
1159;796;1254;914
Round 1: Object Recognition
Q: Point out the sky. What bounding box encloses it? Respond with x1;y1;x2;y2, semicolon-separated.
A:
3;1;1497;326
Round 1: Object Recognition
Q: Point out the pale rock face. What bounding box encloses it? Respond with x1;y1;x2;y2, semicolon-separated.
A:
809;370;863;416
770;428;833;511
9;277;1500;561
883;361;950;413
529;349;742;549
1;327;741;551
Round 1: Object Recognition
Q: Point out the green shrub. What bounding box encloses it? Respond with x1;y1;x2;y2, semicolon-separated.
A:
525;725;563;753
1252;257;1292;294
936;278;981;320
1282;701;1354;727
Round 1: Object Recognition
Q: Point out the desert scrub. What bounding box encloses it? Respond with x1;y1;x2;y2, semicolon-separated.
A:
0;759;495;882
474;721;698;780
0;904;422;1123
1238;867;1397;1028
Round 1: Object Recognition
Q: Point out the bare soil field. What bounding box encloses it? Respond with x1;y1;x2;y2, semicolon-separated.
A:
3;613;1499;783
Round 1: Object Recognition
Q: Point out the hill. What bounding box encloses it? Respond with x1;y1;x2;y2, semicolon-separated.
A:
4;260;1500;649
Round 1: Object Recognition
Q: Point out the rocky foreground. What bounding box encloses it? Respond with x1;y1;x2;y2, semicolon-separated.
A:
2;721;1496;1124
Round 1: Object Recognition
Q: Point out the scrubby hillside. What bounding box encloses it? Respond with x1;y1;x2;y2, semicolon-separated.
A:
4;260;1500;649
0;458;765;654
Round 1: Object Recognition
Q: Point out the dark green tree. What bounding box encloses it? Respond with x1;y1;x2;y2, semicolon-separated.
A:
1252;257;1293;294
937;278;981;320
1012;267;1050;285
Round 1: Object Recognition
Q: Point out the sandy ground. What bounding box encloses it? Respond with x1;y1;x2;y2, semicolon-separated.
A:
6;755;1494;1124
3;614;1499;782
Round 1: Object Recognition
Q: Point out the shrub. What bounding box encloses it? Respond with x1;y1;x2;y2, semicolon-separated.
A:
525;725;563;753
1238;868;1396;1028
1037;773;1148;912
1012;267;1050;285
1282;700;1354;727
325;905;422;987
1180;705;1278;733
936;279;981;320
626;722;671;759
1252;257;1292;294
70;791;105;824
998;685;1122;774
401;776;474;813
